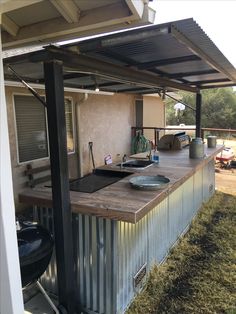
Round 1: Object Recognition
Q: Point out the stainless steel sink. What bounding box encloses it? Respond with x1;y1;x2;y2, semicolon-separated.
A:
116;159;154;169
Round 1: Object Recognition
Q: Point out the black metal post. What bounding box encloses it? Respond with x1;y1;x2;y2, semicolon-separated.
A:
44;60;75;314
196;92;202;138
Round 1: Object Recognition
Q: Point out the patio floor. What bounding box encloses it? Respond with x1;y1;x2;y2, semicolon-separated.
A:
24;293;54;314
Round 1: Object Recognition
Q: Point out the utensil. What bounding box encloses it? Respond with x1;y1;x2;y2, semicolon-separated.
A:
89;141;96;171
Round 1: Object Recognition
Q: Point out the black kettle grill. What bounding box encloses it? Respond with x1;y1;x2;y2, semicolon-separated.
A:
17;221;54;287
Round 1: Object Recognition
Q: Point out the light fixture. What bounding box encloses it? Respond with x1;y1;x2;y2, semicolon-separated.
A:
93;75;100;92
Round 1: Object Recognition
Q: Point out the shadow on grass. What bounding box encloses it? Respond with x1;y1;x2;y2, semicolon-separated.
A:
126;192;236;314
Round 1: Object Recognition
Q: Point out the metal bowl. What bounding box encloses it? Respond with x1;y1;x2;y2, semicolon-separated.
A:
129;175;170;190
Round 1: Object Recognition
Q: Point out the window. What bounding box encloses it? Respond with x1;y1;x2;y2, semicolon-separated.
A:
14;95;75;163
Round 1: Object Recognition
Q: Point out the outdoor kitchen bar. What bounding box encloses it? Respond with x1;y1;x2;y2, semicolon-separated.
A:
18;146;221;313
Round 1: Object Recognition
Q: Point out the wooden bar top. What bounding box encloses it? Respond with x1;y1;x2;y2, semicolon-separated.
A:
19;145;223;224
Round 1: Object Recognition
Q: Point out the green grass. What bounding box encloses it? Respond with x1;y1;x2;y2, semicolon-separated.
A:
126;192;236;314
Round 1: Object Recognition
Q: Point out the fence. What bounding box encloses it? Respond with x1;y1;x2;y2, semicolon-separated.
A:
132;127;236;146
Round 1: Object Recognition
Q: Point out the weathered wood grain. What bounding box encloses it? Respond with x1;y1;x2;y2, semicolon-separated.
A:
19;145;223;223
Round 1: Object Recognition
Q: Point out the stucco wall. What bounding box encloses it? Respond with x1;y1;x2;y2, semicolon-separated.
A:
75;93;135;175
143;95;165;142
5;86;135;211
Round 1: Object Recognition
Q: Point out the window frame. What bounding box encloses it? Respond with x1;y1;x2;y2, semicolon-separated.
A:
13;93;75;165
64;96;76;155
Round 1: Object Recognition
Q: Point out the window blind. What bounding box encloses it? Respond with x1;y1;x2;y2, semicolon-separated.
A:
14;95;49;163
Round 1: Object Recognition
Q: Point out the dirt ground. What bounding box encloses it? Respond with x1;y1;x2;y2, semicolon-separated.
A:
215;169;236;196
215;139;236;196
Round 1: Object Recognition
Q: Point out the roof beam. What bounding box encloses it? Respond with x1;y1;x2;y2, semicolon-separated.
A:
0;14;19;37
0;0;42;14
1;2;155;50
137;55;201;70
46;46;198;92
193;78;230;86
4;46;198;92
149;68;189;84
50;0;80;23
167;69;219;79
200;83;236;89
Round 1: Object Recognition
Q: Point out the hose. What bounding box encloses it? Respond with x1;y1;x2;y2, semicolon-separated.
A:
131;132;150;154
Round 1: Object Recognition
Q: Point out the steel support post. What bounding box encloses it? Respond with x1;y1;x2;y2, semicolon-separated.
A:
44;60;75;314
196;92;202;138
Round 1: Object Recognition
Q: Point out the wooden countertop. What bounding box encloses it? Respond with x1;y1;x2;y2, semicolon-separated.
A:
19;145;223;224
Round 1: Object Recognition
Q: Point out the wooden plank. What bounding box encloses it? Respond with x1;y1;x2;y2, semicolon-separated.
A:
25;164;50;175
19;145;224;224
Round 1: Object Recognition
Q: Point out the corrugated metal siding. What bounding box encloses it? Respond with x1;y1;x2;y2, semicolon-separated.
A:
35;163;215;314
182;176;194;229
72;215;117;314
116;215;148;313
193;169;203;212
35;209;117;314
147;198;169;264
203;160;215;201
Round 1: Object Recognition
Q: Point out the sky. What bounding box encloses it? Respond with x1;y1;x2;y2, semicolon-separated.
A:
149;0;236;67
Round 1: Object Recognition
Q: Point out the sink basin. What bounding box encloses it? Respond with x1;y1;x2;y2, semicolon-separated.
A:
69;168;132;193
117;159;154;169
94;168;131;177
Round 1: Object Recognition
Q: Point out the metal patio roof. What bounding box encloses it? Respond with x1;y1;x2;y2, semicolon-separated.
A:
3;18;236;94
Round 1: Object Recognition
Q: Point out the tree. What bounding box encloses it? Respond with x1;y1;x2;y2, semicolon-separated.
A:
165;88;236;128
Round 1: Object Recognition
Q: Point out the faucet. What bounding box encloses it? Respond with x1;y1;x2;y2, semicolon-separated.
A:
148;140;153;161
122;154;127;163
117;154;127;169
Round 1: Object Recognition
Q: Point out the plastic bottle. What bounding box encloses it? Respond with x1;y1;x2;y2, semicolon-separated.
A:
152;147;159;164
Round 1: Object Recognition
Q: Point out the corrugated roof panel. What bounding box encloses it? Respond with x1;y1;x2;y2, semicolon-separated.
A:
158;60;212;74
172;19;236;82
3;18;236;92
186;72;228;83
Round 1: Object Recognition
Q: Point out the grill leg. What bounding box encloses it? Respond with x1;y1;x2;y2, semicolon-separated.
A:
36;281;59;314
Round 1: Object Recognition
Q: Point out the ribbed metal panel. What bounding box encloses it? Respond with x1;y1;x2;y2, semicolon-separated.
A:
203;160;215;201
147;198;169;264
173;19;236;81
72;214;117;314
116;216;148;313
193;169;203;212
33;206;58;295
182;176;194;229
35;163;215;314
35;208;117;314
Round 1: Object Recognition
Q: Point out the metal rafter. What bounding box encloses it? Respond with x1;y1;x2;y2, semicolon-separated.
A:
166;69;219;79
137;55;201;70
44;46;198;92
